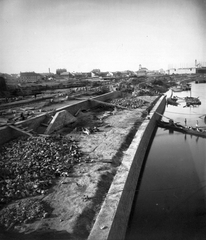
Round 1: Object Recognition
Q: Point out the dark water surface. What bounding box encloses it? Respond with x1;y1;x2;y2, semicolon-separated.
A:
126;82;206;240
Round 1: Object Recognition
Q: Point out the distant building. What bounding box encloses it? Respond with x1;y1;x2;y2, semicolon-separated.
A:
104;72;114;77
40;72;55;81
136;64;148;76
0;75;7;91
139;64;148;71
74;72;91;78
196;67;206;74
1;73;20;88
159;69;165;74
91;72;99;78
10;74;19;79
147;70;160;76
167;68;196;75
56;69;67;75
91;69;101;74
60;72;76;78
195;60;206;73
167;60;206;75
5;78;19;88
20;72;42;83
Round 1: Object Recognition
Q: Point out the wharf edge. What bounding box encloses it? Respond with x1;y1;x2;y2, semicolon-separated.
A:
88;94;166;240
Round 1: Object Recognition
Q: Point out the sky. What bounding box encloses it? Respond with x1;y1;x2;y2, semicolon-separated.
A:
0;0;206;74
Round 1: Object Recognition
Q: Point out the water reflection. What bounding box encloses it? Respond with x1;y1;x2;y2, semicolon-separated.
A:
126;128;206;240
125;82;206;240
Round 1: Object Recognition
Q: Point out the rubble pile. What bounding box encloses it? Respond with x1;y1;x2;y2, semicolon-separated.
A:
0;135;85;204
133;88;159;96
184;96;201;107
0;199;49;229
110;96;146;109
74;126;100;135
0;107;43;125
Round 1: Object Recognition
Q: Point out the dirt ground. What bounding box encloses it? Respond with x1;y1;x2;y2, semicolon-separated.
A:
0;95;158;240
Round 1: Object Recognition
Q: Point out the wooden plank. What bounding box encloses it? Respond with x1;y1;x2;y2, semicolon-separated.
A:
8;125;33;137
155;112;172;120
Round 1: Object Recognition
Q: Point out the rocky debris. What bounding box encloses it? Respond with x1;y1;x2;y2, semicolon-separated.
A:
110;96;146;109
0;135;86;205
0;108;40;125
184;96;201;107
133;88;160;96
0;199;50;230
72;126;101;136
82;127;100;135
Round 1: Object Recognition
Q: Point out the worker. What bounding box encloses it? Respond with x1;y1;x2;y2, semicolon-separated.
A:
169;119;174;126
196;120;199;131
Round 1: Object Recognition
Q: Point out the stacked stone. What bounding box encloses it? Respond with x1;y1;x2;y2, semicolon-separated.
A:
0;199;49;229
0;135;84;204
110;97;145;109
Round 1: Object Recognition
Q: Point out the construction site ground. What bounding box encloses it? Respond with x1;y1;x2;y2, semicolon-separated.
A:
0;94;158;240
0;92;89;125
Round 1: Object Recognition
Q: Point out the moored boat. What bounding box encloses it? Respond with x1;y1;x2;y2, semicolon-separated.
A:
171;97;178;102
167;90;179;106
182;83;191;91
171;83;191;92
157;120;206;138
171;86;183;92
166;98;179;106
185;96;201;106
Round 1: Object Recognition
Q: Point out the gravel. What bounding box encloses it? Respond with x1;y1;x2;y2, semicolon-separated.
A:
0;135;86;205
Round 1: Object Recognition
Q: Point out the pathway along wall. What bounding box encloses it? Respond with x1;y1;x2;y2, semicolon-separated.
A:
88;95;166;240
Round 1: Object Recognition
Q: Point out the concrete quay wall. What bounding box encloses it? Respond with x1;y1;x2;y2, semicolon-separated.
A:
0;91;121;145
56;91;121;115
0;96;55;110
0;126;26;146
88;95;166;240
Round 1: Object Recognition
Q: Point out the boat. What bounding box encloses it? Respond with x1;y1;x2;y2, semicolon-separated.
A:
182;83;191;91
166;97;179;106
166;90;179;106
170;86;183;92
157;120;206;138
171;83;191;92
199;114;206;121
171;96;178;102
184;96;201;107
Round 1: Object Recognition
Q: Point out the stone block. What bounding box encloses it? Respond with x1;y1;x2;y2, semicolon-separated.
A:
45;110;76;134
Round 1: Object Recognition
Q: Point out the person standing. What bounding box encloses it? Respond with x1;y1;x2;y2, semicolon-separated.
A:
196;120;199;131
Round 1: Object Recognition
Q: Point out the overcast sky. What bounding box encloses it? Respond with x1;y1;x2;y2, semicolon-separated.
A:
0;0;206;74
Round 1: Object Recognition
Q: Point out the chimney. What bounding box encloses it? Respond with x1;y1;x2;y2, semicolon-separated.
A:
49;68;50;73
195;60;197;67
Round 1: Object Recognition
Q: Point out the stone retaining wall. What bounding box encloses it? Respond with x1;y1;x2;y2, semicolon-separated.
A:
88;95;166;240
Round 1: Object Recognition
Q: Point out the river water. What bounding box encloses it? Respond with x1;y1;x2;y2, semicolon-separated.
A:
125;82;206;240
